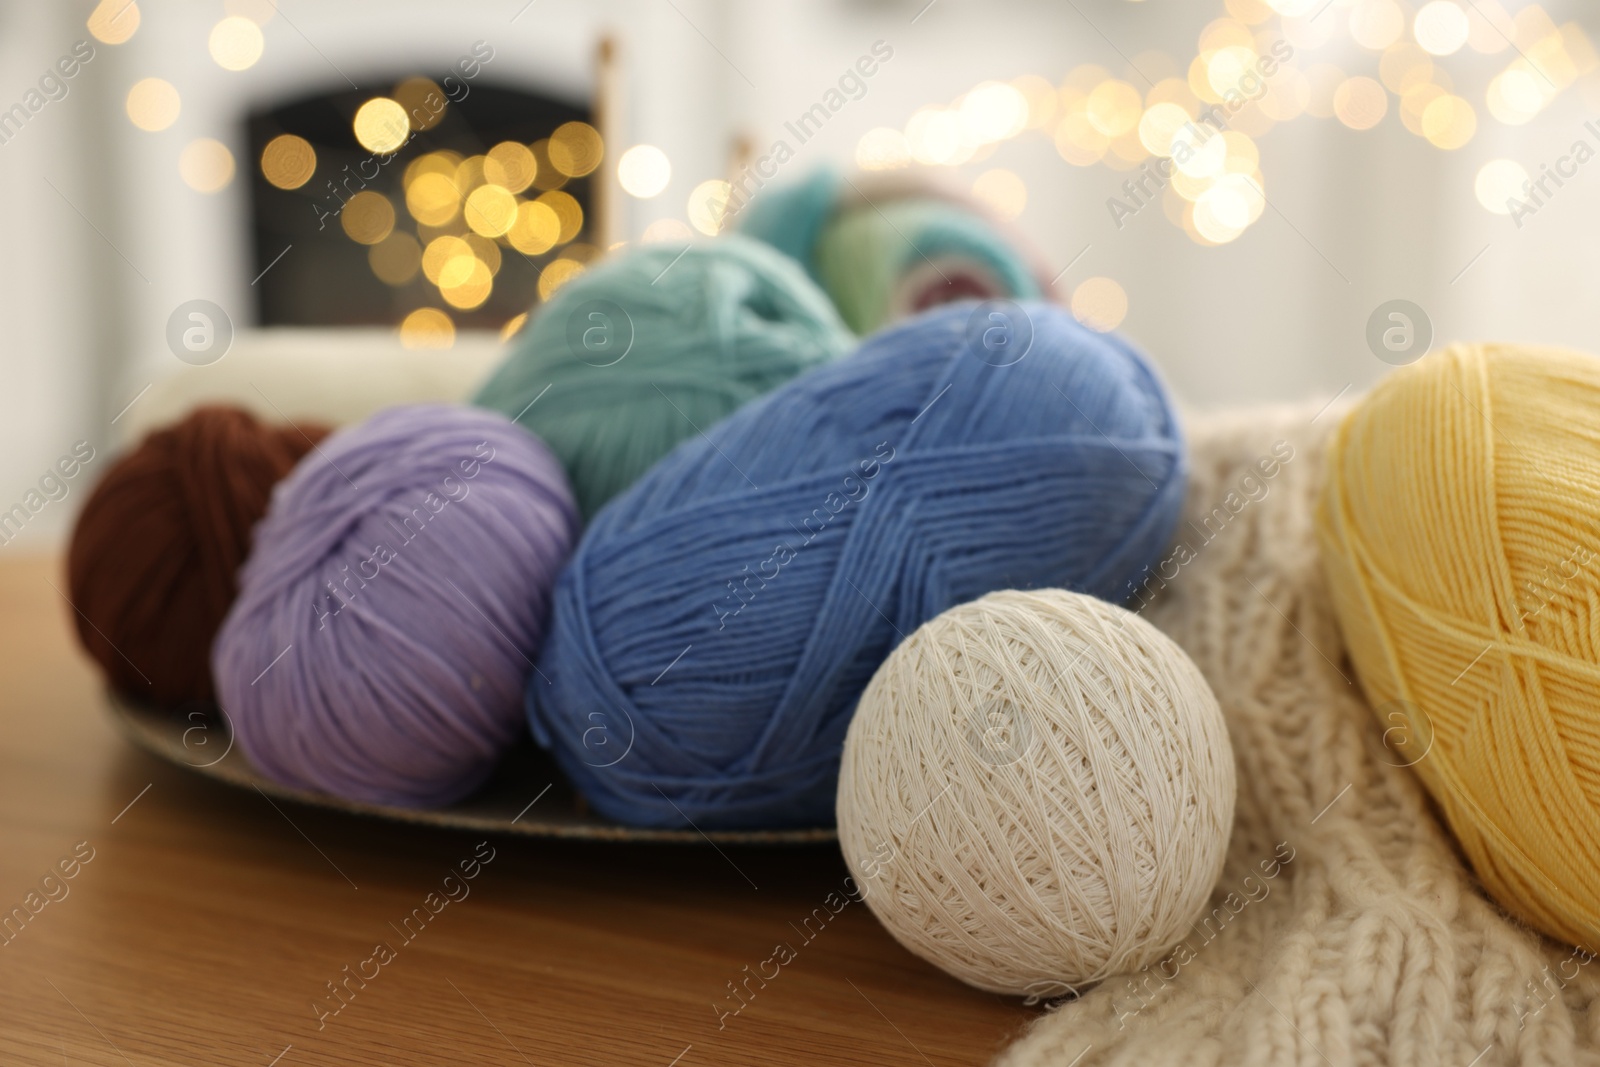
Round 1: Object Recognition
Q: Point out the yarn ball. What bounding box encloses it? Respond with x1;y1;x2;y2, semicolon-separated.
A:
739;167;1048;334
473;234;852;518
1317;342;1600;950
836;588;1237;997
213;404;579;808
67;406;330;707
531;300;1187;829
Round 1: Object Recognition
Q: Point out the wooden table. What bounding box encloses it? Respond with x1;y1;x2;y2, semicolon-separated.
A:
0;556;1034;1066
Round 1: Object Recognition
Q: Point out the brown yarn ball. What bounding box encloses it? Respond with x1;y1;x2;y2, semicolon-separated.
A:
67;406;329;706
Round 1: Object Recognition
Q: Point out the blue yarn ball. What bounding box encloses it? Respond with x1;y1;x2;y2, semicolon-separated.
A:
531;301;1188;829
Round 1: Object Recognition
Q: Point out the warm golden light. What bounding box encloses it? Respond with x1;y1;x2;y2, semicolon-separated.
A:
687;180;733;235
1421;93;1476;148
508;201;561;255
1475;159;1529;214
538;258;586;301
341;191;395;244
454;155;488;198
404;151;460;187
1086;79;1143;137
369;232;421;286
528;141;567;191
1333;76;1389;129
126;78;180;132
537;190;584;243
856;127;913;170
548;122;604;178
971;168;1027;220
959;82;1030;142
406;172;460;227
352;98;409;154
260;134;315;190
500;313;529;342
485;142;537;193
179;139;235;193
464;234;502;276
1414;1;1470;56
641;218;695;244
399;308;454;349
88;0;140;45
906;108;965;166
1070;277;1128;332
208;16;264;71
393;78;446;132
422;236;472;285
1054;110;1110;166
1011;75;1059;129
1486;69;1545;125
440;258;493;310
464;185;518;237
618;145;671;198
1138;102;1192;156
1349;0;1405;51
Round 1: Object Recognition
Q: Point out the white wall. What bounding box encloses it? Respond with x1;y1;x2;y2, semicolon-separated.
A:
2;0;1599;548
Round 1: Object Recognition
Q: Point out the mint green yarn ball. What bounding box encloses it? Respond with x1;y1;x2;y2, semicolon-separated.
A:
473;235;853;518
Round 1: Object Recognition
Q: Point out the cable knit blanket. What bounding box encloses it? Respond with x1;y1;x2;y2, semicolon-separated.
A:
997;404;1600;1067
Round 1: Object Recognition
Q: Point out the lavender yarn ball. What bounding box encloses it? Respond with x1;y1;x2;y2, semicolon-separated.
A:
213;404;579;808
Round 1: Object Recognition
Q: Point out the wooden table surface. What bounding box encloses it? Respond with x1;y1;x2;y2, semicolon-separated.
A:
0;555;1035;1066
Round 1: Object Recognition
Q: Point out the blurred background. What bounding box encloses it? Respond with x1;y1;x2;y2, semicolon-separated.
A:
2;0;1597;546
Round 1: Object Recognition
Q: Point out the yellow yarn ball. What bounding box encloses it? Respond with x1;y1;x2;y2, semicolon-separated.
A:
1317;342;1600;950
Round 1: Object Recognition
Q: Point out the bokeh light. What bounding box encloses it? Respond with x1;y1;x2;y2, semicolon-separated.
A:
1334;76;1388;129
971;169;1027;220
179;139;235;193
1414;1;1470;56
341;191;395;244
1071;277;1128;332
260;134;315;189
393;78;447;132
1086;80;1143;137
126;78;180;132
538;190;584;243
642;218;695;244
500;313;529;342
548;122;605;178
440;258;493;310
484;142;537;193
508;201;561;255
1349;0;1405;51
687;179;733;235
421;236;472;286
405;172;460;227
618;144;671;198
399;308;454;349
857;127;913;170
1011;75;1059;128
352;98;409;154
208;16;264;71
368;231;421;286
959;81;1030;142
538;258;586;301
464;185;518;237
1475;159;1530;214
1420;93;1476;149
88;0;140;44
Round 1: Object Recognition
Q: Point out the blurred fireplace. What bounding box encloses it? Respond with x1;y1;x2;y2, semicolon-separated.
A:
246;74;602;335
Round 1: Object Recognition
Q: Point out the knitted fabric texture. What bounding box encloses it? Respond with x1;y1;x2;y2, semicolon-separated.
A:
997;403;1600;1067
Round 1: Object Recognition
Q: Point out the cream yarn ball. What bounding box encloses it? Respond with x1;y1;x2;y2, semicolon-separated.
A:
836;588;1236;997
